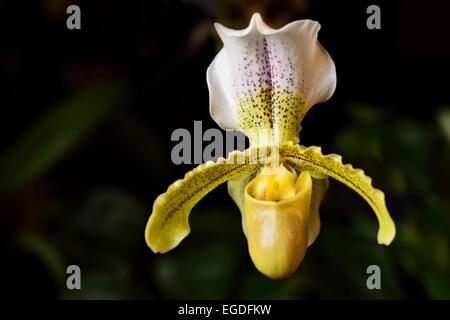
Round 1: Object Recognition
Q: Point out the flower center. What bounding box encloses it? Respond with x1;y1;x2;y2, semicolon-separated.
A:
247;163;298;201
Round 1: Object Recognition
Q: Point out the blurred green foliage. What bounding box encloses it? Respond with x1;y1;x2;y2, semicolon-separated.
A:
0;80;128;193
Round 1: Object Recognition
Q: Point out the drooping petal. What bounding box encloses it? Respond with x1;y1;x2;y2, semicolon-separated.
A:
244;170;312;279
207;13;336;145
145;149;265;253
279;143;396;245
307;176;329;246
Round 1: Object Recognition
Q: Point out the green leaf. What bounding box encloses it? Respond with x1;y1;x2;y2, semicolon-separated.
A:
0;80;128;193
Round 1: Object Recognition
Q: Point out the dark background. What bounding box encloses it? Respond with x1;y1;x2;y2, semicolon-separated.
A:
0;0;449;299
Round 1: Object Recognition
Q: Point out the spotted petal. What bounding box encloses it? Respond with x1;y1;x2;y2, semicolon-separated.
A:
145;148;265;253
207;13;336;145
279;143;395;245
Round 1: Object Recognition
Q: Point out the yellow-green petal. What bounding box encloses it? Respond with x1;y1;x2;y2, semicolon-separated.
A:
145;149;265;254
307;176;328;246
280;143;395;245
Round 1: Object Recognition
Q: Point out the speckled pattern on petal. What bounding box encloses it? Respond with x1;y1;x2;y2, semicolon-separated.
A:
208;13;336;145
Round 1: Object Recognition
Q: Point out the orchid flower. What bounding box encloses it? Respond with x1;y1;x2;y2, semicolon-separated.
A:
145;13;396;279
